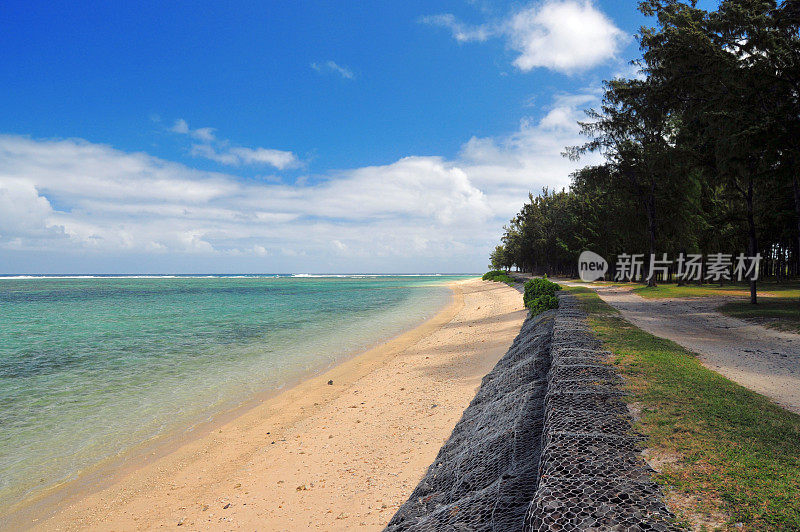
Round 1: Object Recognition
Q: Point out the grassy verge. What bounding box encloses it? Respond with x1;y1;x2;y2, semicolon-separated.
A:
564;285;800;531
718;298;800;334
631;281;800;299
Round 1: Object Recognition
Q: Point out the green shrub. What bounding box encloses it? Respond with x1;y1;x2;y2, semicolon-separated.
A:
482;270;514;285
528;294;559;314
482;270;505;280
523;277;561;314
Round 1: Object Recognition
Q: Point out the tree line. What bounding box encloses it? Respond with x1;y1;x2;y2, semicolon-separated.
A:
490;0;800;303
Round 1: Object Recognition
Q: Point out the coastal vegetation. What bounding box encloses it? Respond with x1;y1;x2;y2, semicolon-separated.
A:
523;277;561;314
567;285;800;530
490;0;800;304
481;270;515;284
480;272;561;314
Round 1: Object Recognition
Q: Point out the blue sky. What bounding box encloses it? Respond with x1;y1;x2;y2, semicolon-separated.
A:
0;1;714;274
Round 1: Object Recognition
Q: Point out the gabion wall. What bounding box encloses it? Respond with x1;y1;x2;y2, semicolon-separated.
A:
386;295;682;531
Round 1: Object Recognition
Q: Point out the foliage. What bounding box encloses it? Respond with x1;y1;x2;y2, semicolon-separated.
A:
523;277;561;314
528;294;559;315
489;246;513;271
481;270;515;285
490;0;800;296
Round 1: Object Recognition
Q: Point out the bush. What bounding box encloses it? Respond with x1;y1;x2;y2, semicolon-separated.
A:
482;270;514;285
528;294;559;314
482;270;505;280
523;277;561;314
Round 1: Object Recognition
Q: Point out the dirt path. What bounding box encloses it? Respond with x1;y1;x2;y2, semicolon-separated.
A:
576;284;800;415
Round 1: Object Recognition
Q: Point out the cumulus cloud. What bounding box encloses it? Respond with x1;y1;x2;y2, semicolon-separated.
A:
508;1;626;72
0;91;598;270
459;90;602;215
170;119;300;170
0;179;62;241
423;0;626;74
0;137;492;259
311;60;355;79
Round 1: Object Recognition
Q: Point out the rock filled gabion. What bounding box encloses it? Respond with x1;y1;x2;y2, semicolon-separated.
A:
386;294;682;531
384;312;553;531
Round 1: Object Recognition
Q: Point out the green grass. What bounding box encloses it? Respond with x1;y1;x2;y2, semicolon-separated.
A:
565;285;800;530
631;281;800;300
719;298;800;334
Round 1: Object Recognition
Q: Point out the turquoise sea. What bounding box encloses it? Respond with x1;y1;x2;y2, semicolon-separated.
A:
0;274;468;509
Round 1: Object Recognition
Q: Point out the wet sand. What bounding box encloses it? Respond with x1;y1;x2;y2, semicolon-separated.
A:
21;278;526;531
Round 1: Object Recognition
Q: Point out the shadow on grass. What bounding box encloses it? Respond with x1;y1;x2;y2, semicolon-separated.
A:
719;298;800;334
632;281;800;300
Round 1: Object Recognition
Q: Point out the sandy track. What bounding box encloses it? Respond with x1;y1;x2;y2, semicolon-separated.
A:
15;278;526;531
587;285;800;414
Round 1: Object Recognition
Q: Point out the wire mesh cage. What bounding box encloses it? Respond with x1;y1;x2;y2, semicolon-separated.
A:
386;295;682;532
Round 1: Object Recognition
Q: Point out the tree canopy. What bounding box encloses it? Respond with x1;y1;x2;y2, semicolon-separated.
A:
490;0;800;303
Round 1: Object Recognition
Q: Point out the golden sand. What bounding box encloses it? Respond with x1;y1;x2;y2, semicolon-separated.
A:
25;278;525;531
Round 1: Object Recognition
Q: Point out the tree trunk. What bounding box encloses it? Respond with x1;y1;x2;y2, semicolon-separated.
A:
646;195;657;287
794;175;800;274
700;247;706;285
677;247;687;286
746;178;758;305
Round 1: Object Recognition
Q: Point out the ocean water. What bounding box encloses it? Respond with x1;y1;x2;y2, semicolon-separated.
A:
0;275;467;507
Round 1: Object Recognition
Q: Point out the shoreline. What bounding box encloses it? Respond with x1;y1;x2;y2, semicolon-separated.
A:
2;286;452;527
2;280;459;527
8;278;526;531
1;274;459;518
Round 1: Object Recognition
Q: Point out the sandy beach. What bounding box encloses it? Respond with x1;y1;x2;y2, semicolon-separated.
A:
17;278;525;531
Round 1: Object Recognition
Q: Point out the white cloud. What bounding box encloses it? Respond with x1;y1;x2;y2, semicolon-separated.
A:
311;60;355;80
508;1;626;72
420;14;493;42
0;91;598;270
170;119;300;170
423;0;627;74
190;144;300;169
170;119;216;142
230;148;298;168
459;90;602;216
0;136;492;259
0;179;62;240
